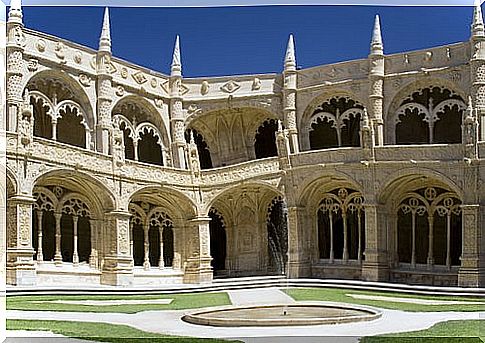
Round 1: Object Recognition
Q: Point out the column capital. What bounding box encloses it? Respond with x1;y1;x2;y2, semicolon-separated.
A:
9;194;35;205
106;210;132;220
190;216;211;225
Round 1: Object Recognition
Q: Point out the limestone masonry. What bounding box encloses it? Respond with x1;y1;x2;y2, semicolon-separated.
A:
4;2;485;287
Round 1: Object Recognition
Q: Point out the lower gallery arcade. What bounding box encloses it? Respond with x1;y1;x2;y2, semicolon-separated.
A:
6;166;480;288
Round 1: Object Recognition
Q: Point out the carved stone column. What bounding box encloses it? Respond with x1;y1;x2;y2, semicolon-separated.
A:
6;195;36;286
101;211;133;286
287;206;311;278
183;217;213;284
361;203;389;282
458;204;483;287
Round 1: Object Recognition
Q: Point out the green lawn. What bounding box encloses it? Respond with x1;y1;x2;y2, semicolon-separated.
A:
284;287;485;312
7;319;241;342
7;292;231;313
360;320;485;343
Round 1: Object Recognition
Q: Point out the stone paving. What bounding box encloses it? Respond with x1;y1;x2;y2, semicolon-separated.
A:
6;287;485;343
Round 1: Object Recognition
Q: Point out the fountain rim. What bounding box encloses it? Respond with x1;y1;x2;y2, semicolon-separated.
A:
181;301;383;327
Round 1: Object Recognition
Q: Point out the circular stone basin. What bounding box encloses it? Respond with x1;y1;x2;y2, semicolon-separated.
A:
182;302;382;327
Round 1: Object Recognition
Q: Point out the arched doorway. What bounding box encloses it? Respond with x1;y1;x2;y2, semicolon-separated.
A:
255;119;278;159
267;197;288;275
209;208;226;275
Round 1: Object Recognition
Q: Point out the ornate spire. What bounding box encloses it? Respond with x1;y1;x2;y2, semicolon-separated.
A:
171;35;182;77
8;0;23;24
472;3;484;37
284;34;296;71
99;7;111;53
370;14;383;55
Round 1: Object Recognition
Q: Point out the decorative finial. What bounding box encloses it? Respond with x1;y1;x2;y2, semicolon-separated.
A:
284;34;296;71
8;0;23;25
99;7;111;53
472;3;484;37
171;35;182;77
277;120;283;132
370;15;383;55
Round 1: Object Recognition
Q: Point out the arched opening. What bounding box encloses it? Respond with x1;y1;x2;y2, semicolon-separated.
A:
162;227;174;267
148;226;160;267
317;188;365;263
267;197;288;274
120;121;135;160
57;107;86;148
32;97;52;139
396;186;462;269
394;86;465;145
185;129;213;169
309;96;363;150
209;208;226;273
138;130;163;166
255;119;278;159
132;223;144;266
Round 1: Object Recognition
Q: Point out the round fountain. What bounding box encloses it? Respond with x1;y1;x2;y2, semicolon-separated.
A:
182;302;382;327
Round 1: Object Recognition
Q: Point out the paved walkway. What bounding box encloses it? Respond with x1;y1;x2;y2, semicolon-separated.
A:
228;287;295;306
6;287;485;343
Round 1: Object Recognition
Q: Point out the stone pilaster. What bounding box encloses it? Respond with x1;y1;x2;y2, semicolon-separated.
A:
368;15;384;146
100;211;133;286
458;204;483;287
6;195;36;286
183;217;213;284
283;35;299;153
470;6;485;141
361;203;389;282
96;8;113;154
287;206;311;278
6;4;25;133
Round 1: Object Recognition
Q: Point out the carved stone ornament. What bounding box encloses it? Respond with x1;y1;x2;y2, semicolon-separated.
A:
220;80;240;93
187;104;202;116
36;39;46;53
201;81;210;95
73;51;82;64
55;42;66;60
154;98;163;108
252;78;262;91
27;59;38;72
151;78;157;88
132;71;148;85
115;85;125;97
78;74;91;87
120;68;128;79
449;70;462;82
424;51;433;62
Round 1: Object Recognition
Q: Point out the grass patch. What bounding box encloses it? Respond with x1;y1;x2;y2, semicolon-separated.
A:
7;319;240;342
360;320;485;343
7;292;231;313
284;287;485;312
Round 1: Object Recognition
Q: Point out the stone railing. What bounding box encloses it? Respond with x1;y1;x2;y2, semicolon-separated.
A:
200;157;281;185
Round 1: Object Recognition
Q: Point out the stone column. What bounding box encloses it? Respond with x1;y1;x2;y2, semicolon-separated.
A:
6;195;36;286
100;211;133;286
54;212;62;265
158;227;164;269
72;216;79;266
361;203;389;282
143;225;150;270
458;204;483;287
183;217;213;284
36;210;43;262
287;206;311;278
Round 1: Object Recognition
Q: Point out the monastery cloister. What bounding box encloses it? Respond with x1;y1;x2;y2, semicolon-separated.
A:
4;2;485;288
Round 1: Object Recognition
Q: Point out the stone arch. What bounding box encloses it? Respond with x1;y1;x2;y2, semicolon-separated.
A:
208;207;227;273
386;78;467;145
32;169;116;216
186;107;279;167
112;95;170;165
127;186;196;271
378;170;463;284
206;182;282;276
25;70;95;148
300;90;366;151
6;167;18;197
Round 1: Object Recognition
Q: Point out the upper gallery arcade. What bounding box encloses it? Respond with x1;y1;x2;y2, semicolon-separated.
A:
5;1;485;288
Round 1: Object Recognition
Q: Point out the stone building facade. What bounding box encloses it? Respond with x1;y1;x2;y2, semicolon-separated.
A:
4;2;485;287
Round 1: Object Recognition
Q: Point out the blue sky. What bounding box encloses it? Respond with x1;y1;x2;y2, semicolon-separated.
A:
20;5;483;77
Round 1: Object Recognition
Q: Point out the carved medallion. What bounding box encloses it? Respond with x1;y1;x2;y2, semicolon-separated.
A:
79;74;91;87
73;51;82;64
120;68;128;79
151;78;157;88
115;85;125;96
220;80;240;93
36;39;46;53
27;59;38;72
201;81;210;95
132;71;147;85
154;98;163;108
252;78;261;91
